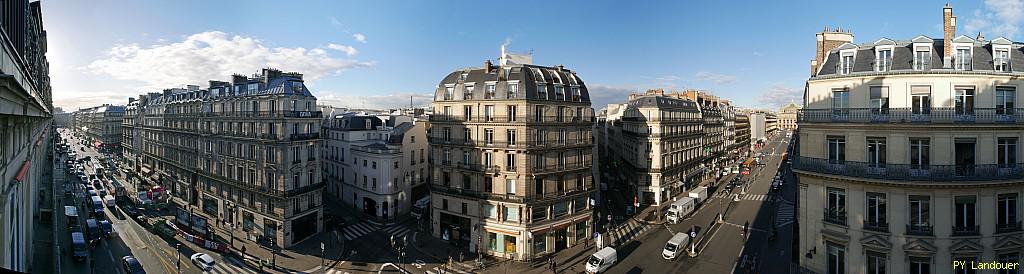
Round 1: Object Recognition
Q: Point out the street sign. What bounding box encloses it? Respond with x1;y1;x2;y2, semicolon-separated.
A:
690;231;697;238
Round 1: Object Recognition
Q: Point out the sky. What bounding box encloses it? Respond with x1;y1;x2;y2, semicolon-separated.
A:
41;0;1020;112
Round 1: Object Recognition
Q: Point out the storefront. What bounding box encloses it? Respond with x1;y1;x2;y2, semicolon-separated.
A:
439;212;471;247
485;228;519;258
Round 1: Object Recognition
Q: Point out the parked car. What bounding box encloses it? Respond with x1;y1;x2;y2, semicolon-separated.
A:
190;253;215;271
121;256;146;274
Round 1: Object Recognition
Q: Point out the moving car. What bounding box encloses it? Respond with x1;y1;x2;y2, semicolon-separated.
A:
99;219;113;238
121;256;146;274
85;218;101;245
70;232;87;261
586;247;618;273
190;253;216;271
663;232;690;260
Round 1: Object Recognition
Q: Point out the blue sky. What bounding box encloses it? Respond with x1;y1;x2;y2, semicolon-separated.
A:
44;0;1015;111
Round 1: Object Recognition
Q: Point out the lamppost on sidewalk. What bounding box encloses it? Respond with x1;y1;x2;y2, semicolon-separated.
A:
175;243;181;274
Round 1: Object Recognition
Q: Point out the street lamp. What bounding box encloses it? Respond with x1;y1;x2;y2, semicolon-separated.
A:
175;243;181;274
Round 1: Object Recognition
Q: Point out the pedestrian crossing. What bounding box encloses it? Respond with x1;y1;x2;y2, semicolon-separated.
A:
713;192;780;202
342;221;381;241
610;219;652;246
775;201;795;227
205;256;257;274
425;265;473;274
382;224;414;239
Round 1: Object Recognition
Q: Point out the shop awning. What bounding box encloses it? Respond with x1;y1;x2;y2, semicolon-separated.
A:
14;160;31;182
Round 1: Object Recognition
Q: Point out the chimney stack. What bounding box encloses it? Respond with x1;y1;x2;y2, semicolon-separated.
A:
811;26;854;76
943;3;956;68
484;60;493;73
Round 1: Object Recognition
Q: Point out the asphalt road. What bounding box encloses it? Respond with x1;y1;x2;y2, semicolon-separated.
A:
55;129;258;274
602;132;795;274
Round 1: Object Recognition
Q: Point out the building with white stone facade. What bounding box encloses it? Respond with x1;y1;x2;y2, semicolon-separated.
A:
797;5;1023;274
322;114;428;220
127;68;324;248
429;53;596;261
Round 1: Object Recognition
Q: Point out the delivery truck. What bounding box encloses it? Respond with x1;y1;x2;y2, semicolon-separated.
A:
688;186;708;205
666;197;696;224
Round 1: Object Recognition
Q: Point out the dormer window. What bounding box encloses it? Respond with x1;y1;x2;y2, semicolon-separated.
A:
914;46;932;71
459;73;468;81
955;47;972;71
995;49;1011;72
840;54;854;75
464;85;475;100
444;86;454;101
532;68;544;82
876;49;892;72
537;84;547;99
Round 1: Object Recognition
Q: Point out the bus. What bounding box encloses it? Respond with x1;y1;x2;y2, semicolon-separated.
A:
105;177;128;203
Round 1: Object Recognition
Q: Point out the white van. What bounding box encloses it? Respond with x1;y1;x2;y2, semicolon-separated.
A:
666;197;696;224
586;247;617;273
663;232;690;260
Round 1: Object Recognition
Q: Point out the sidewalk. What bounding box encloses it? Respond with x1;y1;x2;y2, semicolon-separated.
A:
499;241;596;274
204;213;345;273
30;156;56;274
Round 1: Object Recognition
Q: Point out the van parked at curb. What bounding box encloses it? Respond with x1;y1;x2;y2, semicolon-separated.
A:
586;247;617;273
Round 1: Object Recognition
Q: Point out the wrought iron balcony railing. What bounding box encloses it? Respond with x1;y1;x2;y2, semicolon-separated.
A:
906;224;934;236
799;107;1024;124
792;156;1024;182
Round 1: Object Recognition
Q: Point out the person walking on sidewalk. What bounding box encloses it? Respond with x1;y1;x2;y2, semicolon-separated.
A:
551;259;558;274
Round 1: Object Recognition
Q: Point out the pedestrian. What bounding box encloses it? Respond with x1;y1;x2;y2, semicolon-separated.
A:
551;259;557;273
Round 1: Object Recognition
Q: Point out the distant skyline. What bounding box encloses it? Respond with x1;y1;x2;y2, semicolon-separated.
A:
42;0;1016;111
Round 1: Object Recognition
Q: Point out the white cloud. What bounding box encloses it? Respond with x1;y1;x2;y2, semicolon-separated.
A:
86;31;372;90
694;71;737;84
963;0;1024;39
327;43;358;56
587;84;634;108
757;85;803;108
317;92;433;109
353;33;367;43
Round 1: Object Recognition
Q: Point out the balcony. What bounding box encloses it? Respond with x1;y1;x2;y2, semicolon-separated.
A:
201;110;322;118
906;224;934;236
531;162;590;175
289;132;320;141
431;184;525;203
954;55;973;71
284;110;322;118
952;225;980;236
863;221;889;233
798;108;1024;124
997;221;1023;233
285;182;324;196
824;209;846;226
526;115;595;124
793;156;1024;182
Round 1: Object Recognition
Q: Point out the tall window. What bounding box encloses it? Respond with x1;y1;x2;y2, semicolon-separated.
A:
954;196;977;234
955;48;972;70
909;257;931;274
507;129;516;146
995;49;1011;72
840;54;854;75
869;86;889;114
507;83;519;98
463;128;471;143
914;46;931;70
483;152;492;167
463;105;472;121
997;253;1019;274
996;87;1016;115
867;138;886;168
911;86;931;116
534;105;544;122
444;87;454;100
954;256;977;274
506;152;516;171
465;85;475;100
866;251;887;274
998;138;1018;169
955;87;975;115
505;179;516;195
442;127;451;142
507;105;517;122
826;187;846;225
827;136;845;164
832;89;849;118
910;138;930;170
876;49;892;71
484;129;494;145
484;105;494;121
826;241;845;274
909;195;931;233
997;193;1019;231
486;84;496;98
537;84;547;98
866;192;887;230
